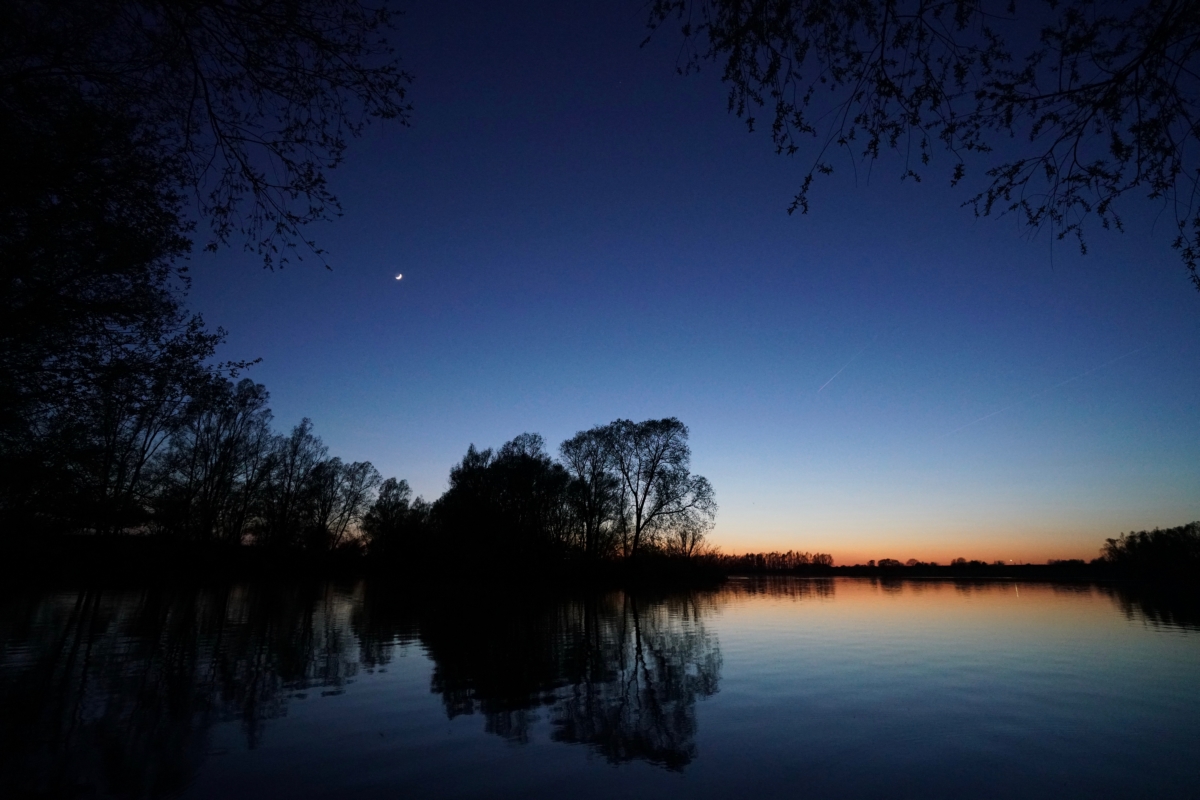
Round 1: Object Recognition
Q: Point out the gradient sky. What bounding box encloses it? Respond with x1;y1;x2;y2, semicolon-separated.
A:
187;0;1200;564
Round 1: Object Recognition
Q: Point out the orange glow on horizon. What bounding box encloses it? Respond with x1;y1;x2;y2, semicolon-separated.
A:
711;535;1103;566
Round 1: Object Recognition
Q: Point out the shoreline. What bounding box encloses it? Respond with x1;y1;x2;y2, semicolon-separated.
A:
2;534;1195;591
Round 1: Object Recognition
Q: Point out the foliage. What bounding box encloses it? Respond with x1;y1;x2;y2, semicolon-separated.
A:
0;87;223;534
2;0;411;267
305;457;383;551
605;418;718;558
647;0;1200;289
718;550;834;571
560;426;625;560
152;378;275;542
424;420;718;567
0;4;728;565
1101;521;1200;572
432;434;575;564
1;1;411;536
362;477;431;559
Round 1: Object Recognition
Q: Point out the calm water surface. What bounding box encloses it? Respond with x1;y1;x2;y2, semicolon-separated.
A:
1;578;1197;799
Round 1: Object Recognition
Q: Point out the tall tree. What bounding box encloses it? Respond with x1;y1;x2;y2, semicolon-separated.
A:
560;426;623;560
258;419;327;548
362;477;430;560
77;314;223;534
0;87;228;534
605;418;717;558
647;0;1200;290
153;378;274;542
434;434;573;564
306;458;382;551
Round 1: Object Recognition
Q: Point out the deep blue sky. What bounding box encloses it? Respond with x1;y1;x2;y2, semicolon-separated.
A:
189;1;1199;563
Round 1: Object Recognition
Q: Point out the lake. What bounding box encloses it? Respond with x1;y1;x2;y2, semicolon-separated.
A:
1;577;1197;799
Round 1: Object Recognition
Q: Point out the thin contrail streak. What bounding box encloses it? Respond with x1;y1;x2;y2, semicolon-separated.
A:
819;337;877;393
940;345;1148;439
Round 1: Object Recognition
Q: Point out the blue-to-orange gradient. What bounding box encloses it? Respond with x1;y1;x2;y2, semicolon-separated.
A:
188;1;1200;565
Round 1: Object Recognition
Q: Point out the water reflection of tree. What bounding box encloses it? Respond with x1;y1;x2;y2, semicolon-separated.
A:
549;594;721;770
0;584;363;798
934;579;1200;631
355;587;723;770
1098;583;1200;631
0;583;724;797
11;576;1195;796
717;576;835;601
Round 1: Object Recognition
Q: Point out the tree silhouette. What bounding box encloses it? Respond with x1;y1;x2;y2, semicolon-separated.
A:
0;88;228;535
152;378;275;542
1101;521;1200;574
432;434;574;566
305;458;382;551
648;0;1200;291
560;426;624;561
606;418;717;558
257;419;328;548
3;0;411;267
1;2;416;533
362;477;432;561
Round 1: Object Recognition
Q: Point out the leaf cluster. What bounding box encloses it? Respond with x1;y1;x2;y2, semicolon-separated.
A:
2;0;412;267
648;0;1200;288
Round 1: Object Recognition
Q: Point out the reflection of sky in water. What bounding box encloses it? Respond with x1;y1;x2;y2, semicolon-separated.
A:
1;579;1196;799
698;579;1199;799
188;581;1200;799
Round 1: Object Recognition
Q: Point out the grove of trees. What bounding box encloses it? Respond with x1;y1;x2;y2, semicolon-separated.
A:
1101;522;1200;574
0;0;412;545
2;389;719;569
0;2;726;573
718;550;834;571
394;420;718;567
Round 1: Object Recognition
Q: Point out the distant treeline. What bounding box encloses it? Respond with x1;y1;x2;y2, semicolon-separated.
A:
721;524;1200;579
717;551;834;572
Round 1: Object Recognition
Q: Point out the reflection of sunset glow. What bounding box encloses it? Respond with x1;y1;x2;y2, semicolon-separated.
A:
6;578;1195;797
714;530;1111;566
707;576;1160;635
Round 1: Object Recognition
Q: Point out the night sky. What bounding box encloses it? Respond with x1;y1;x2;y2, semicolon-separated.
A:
188;1;1199;564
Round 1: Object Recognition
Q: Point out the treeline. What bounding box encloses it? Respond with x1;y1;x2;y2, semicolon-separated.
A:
2;365;718;569
1100;523;1200;576
867;558;1000;568
717;551;834;572
0;40;716;569
721;527;1200;578
2;0;408;540
419;420;716;565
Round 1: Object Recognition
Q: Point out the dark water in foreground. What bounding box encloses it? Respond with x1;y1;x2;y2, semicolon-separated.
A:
1;578;1197;799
